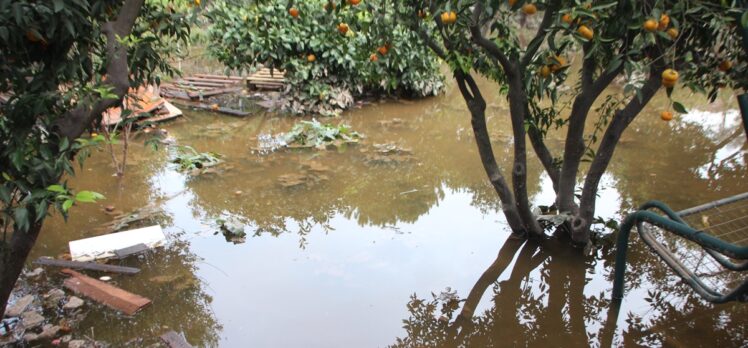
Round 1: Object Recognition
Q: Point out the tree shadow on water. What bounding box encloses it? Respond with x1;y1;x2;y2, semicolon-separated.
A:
390;233;748;348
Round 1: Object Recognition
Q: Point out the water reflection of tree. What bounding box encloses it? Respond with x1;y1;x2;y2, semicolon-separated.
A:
390;235;748;347
76;237;222;346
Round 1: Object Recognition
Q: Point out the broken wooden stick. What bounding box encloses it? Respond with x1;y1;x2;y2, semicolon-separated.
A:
34;258;140;274
62;269;151;315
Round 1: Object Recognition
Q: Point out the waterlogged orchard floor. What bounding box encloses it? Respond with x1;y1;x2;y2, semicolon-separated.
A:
30;79;748;347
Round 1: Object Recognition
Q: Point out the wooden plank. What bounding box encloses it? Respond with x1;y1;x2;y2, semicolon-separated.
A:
247;77;286;83
194;74;245;81
176;80;230;88
160;331;194;348
187;87;243;99
34;258;140;274
183;77;242;85
62;269;151;315
114;243;150;259
69;225;166;262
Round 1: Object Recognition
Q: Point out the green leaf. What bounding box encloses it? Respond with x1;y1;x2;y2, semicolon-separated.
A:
47;184;66;194
62;199;74;212
672;102;688;114
13;207;29;232
74;191;105;203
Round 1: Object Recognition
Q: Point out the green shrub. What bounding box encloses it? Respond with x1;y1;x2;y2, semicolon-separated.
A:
206;0;444;115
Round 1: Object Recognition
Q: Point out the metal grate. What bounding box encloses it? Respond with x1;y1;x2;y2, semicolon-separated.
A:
644;193;748;294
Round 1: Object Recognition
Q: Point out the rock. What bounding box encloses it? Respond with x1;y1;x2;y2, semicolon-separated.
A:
37;324;61;340
62;296;84;310
43;288;65;309
21;311;44;329
25;267;44;278
5;294;34;317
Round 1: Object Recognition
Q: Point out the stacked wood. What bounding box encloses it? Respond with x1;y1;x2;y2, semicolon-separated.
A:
160;74;244;101
101;86;182;127
247;68;286;90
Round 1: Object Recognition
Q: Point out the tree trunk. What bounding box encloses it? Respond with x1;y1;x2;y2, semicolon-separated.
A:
0;223;42;318
506;80;544;238
571;72;663;243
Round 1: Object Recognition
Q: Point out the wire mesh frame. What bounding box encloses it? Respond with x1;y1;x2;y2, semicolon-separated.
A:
644;192;748;293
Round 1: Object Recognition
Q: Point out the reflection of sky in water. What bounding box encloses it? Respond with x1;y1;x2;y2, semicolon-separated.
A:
682;109;746;178
167;187;507;347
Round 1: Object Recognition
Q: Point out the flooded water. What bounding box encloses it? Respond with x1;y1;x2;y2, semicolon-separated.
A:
28;76;748;347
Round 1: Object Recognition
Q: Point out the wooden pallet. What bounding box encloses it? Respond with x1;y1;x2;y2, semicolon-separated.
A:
247;68;286;90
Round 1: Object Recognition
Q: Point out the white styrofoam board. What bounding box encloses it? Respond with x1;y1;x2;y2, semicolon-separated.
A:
69;225;166;262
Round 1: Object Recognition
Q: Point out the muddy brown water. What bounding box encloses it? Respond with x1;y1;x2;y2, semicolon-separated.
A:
26;77;748;347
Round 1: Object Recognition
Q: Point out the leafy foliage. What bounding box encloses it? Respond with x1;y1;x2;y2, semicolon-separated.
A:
282;119;362;148
206;0;444;115
0;0;191;233
171;145;224;172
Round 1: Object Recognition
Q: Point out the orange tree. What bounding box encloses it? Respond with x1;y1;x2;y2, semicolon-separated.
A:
206;0;444;115
395;1;748;245
0;0;191;317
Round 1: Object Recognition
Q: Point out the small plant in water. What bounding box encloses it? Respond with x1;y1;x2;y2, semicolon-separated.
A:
282;119;362;149
171;145;223;173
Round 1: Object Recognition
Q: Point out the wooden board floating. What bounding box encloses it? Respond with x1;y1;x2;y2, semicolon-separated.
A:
69;225;166;262
62;269;151;316
102;86;182;127
160;331;194;348
34;257;140;274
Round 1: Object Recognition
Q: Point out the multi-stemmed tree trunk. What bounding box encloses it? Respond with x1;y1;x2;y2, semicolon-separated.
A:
406;0;741;246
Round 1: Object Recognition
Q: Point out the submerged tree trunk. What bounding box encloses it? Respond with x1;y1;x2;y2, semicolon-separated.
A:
0;223;42;318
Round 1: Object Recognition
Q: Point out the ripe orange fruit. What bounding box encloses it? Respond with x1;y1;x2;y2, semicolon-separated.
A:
194;0;200;6
508;0;517;6
719;60;733;72
577;25;594;40
338;23;349;35
643;19;658;32
660;111;673;121
347;0;361;5
562;14;573;24
658;14;670;30
289;7;299;18
370;53;378;62
540;65;551;78
378;46;388;55
522;3;537;15
307;54;316;62
661;69;679;87
550;56;567;72
440;11;456;24
667;28;678;39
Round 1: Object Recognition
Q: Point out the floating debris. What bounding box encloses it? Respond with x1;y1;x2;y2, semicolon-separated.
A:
282;119;362;150
277;172;329;189
378;118;408;128
171;145;224;176
362;143;415;166
216;218;247;244
68;225;166;262
62;269;151;316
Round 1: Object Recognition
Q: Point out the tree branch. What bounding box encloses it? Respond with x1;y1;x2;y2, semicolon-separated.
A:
572;66;664;243
53;0;145;140
526;104;560;192
454;71;527;235
469;2;514;77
